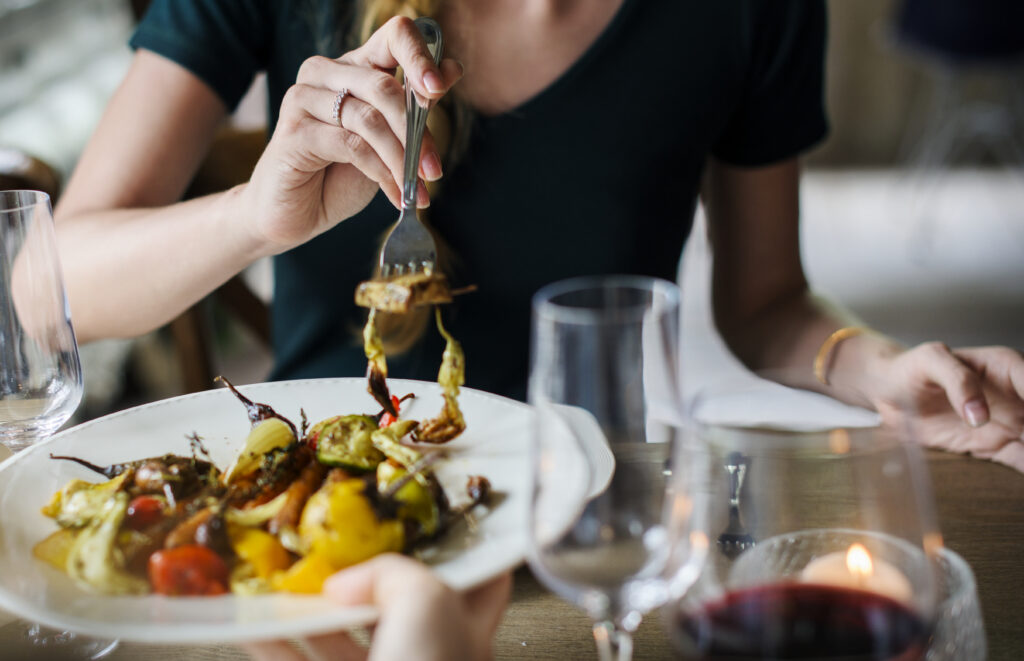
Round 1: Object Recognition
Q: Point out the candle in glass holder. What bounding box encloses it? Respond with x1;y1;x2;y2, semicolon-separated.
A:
800;543;913;604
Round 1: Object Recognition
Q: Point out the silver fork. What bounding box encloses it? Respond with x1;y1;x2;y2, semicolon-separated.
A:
717;451;756;559
378;17;444;279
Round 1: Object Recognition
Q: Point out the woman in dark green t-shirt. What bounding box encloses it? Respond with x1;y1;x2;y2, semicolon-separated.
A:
56;0;1024;472
48;0;1024;656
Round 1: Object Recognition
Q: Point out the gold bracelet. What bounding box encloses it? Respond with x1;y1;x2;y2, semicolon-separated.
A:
813;326;869;386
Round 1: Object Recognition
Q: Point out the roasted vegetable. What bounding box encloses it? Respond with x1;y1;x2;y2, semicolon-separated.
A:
370;419;431;488
33;528;77;571
310;414;385;471
49;453;219;500
148;544;229;596
377;461;440;537
125;495;165;531
65;492;149;595
164;506;216;549
271;551;335;594
414;309;466;444
42;474;128;529
225;490;289;527
230;443;315;509
268;459;327;535
228;525;291;580
379;395;403;427
223;417;297;485
355;272;452;314
298;478;404;577
215;376;298;437
363;309;398;417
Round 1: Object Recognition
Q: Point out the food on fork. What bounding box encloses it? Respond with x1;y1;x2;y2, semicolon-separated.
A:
355;272;452;314
33;370;488;597
363;307;397;417
361;305;467;445
413;309;466;444
357;264;469;444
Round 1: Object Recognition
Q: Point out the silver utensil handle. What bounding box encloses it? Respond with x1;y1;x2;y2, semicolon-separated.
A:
402;17;444;210
725;451;748;508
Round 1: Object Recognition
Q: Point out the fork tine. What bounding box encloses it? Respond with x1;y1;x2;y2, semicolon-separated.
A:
379;259;436;279
377;18;443;280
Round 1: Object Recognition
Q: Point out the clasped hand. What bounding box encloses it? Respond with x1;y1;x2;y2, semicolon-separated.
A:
874;343;1024;472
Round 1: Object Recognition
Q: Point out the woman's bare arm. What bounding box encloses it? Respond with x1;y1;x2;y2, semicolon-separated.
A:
57;18;463;345
56;50;266;343
706;159;1024;472
705;157;902;405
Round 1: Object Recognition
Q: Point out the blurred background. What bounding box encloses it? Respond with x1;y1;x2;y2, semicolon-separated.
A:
1;0;1023;419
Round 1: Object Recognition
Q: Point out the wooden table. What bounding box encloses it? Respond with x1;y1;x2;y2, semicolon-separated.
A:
1;451;1021;660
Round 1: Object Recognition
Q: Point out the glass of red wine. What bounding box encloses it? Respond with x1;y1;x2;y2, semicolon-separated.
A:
666;370;942;661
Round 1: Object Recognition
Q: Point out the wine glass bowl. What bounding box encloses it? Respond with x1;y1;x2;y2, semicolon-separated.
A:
527;275;698;661
927;547;986;661
0;190;82;452
667;373;942;660
0;190;115;658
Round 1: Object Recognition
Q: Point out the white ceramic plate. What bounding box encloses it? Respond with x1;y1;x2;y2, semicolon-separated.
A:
0;378;533;644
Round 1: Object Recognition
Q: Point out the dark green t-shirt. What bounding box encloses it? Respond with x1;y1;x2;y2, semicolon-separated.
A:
131;0;827;401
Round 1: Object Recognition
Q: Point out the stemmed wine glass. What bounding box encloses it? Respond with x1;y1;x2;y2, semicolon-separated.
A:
666;371;942;660
527;275;707;661
0;190;117;658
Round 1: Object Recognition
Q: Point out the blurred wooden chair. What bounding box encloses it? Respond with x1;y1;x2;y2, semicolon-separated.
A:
0;147;61;201
172;126;270;393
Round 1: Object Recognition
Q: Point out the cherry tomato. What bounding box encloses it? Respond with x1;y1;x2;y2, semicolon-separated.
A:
125;495;164;530
379;395;403;427
148;544;229;596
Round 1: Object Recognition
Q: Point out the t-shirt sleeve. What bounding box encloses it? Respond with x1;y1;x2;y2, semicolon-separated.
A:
129;0;271;112
712;0;829;166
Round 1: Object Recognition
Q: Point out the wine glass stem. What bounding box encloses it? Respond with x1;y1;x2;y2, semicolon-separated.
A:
593;620;633;661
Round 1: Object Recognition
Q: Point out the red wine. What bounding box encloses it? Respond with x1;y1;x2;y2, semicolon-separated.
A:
671;583;928;660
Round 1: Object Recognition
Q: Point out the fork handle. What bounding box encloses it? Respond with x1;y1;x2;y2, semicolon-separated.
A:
725;451;749;508
402;17;444;210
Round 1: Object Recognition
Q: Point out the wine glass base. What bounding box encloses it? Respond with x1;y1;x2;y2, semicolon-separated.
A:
0;420;67;454
0;620;119;660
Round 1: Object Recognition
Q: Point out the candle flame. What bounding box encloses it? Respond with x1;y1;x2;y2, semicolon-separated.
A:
846;543;874;578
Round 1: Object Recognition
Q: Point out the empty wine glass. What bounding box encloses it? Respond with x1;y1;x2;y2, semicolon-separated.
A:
527;275;706;661
0;190;82;452
0;190;117;658
667;371;942;660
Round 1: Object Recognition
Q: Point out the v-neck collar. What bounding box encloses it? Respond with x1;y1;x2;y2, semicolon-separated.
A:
477;0;641;120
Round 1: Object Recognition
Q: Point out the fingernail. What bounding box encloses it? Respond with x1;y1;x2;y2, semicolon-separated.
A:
416;180;430;208
421;152;443;181
964;400;988;428
423;71;444;94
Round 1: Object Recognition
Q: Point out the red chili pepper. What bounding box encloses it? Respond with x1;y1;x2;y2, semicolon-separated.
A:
379;395;403;427
125;495;164;530
148;544;229;596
